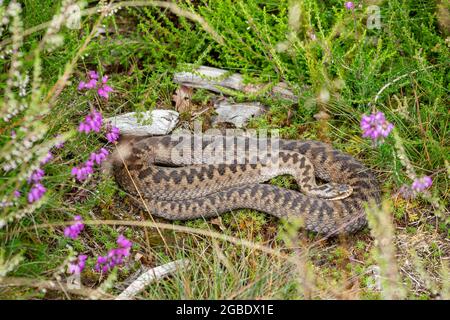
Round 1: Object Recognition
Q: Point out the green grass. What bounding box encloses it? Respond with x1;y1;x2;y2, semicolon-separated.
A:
0;0;449;299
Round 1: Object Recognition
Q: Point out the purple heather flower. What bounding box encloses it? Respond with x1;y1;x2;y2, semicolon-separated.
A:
97;76;113;100
40;151;53;165
345;2;354;10
412;176;432;192
27;168;45;184
11;130;16;138
95;255;110;273
95;235;132;273
89;148;109;165
78;70;113;99
78;109;103;134
106;126;120;143
78;70;99;91
27;183;46;203
68;254;88;275
117;234;132;249
54;139;64;149
360;111;394;143
71;147;109;183
88;70;99;80
78;81;86;90
85;78;98;89
64;215;85;239
55;142;64;149
13;190;21;198
71;160;94;182
53;134;65;149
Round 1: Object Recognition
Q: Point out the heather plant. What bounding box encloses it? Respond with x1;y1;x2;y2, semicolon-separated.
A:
0;0;448;300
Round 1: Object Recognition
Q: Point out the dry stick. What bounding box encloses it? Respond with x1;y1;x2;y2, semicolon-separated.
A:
0;1;224;48
0;276;114;299
115;259;189;300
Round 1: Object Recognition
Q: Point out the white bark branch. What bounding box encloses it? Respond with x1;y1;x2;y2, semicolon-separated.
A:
115;259;189;300
105;109;179;136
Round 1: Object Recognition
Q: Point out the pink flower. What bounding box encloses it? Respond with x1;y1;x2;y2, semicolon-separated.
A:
95;255;109;273
71;160;94;182
345;2;354;10
68;254;88;275
360;111;394;143
95;235;132;273
78;70;99;91
97;76;113;99
78;70;113;99
78;109;103;134
28;168;45;184
78;81;86;90
88;70;98;80
27;183;46;203
412;176;432;192
64;215;85;239
40;151;53;165
68;255;87;274
71;147;110;182
89;148;109;165
54;135;64;149
55;142;64;149
13;190;21;198
11;130;16;138
106;126;120;143
117;234;132;255
85;78;98;89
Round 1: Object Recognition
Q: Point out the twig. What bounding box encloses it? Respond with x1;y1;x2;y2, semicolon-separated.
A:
116;259;189;300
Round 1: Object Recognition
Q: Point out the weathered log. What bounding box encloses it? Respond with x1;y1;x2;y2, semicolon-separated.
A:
105;109;179;136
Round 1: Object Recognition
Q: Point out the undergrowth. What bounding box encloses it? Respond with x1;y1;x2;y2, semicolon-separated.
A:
0;0;449;299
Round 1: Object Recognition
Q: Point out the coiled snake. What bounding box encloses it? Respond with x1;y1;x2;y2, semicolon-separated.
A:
109;134;381;235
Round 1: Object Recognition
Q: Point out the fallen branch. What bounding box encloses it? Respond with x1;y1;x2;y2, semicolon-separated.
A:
105;109;179;136
116;259;189;300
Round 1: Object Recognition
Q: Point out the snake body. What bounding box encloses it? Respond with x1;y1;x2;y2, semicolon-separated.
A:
110;135;381;235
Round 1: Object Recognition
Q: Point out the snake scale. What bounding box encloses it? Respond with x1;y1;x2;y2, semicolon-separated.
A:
109;134;381;235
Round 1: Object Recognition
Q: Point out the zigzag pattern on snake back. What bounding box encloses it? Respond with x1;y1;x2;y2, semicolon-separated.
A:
109;135;381;235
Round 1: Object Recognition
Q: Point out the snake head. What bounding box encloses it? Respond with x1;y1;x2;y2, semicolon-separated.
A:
305;182;354;200
101;136;136;175
324;183;353;200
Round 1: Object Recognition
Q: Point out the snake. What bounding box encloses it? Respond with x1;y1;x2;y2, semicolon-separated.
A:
108;134;381;235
